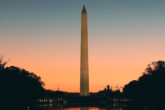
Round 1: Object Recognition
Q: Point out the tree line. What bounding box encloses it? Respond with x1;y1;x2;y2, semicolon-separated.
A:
1;56;165;106
0;57;45;106
123;60;165;105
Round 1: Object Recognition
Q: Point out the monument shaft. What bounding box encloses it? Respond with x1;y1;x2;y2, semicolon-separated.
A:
80;6;89;96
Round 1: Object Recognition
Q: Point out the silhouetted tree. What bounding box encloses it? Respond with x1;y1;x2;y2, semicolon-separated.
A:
0;57;45;106
123;60;165;104
0;56;7;70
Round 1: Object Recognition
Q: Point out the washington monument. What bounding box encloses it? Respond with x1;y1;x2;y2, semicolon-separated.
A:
80;5;89;96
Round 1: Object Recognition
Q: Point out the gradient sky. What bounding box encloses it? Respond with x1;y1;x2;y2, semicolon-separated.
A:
1;0;165;92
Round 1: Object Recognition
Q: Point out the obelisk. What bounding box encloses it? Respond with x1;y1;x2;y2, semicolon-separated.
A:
80;5;89;96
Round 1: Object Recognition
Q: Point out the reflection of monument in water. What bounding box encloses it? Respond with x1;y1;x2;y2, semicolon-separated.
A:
80;5;89;96
80;107;89;110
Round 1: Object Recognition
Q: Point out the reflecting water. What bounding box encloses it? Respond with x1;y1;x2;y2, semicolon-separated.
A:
0;104;160;110
28;104;159;110
30;106;160;110
35;104;124;110
37;107;123;110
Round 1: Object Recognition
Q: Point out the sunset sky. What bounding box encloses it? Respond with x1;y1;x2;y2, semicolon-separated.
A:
1;0;165;92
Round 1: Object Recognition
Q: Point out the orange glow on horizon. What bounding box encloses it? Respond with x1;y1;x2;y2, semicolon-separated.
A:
5;49;165;92
2;24;165;93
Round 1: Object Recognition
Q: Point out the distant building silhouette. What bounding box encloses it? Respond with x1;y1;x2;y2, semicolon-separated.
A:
107;85;110;91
